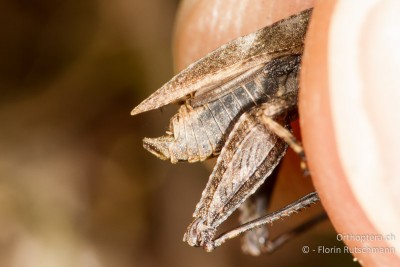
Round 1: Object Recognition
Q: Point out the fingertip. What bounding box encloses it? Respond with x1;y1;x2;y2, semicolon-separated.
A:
330;0;400;259
301;1;400;264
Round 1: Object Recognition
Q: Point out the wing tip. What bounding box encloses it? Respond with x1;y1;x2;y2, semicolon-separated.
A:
131;86;167;116
130;99;164;116
130;97;157;116
130;106;142;116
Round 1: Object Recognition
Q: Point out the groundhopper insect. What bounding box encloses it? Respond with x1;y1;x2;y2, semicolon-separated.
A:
131;8;325;255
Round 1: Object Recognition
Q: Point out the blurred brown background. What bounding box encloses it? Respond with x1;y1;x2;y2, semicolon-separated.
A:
0;1;355;266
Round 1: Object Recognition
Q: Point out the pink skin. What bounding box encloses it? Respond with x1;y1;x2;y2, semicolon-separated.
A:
173;0;400;265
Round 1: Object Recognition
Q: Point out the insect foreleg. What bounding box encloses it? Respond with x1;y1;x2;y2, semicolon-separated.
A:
259;96;309;174
261;115;308;171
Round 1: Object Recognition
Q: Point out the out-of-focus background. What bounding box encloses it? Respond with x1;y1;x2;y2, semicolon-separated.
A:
0;1;355;266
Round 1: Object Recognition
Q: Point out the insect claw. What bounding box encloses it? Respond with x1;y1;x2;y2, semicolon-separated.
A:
300;161;310;176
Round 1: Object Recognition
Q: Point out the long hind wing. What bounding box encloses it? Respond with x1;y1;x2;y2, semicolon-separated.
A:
131;9;312;116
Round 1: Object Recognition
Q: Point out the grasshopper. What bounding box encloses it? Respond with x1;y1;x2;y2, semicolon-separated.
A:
131;8;324;255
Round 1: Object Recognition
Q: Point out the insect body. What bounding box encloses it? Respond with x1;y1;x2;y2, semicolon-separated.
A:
131;8;323;255
143;55;301;163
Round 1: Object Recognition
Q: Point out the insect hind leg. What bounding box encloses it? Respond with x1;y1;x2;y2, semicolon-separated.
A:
262;212;327;253
210;192;321;250
239;162;281;255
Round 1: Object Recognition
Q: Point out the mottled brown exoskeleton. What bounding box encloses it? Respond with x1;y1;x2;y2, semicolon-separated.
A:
131;8;325;255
